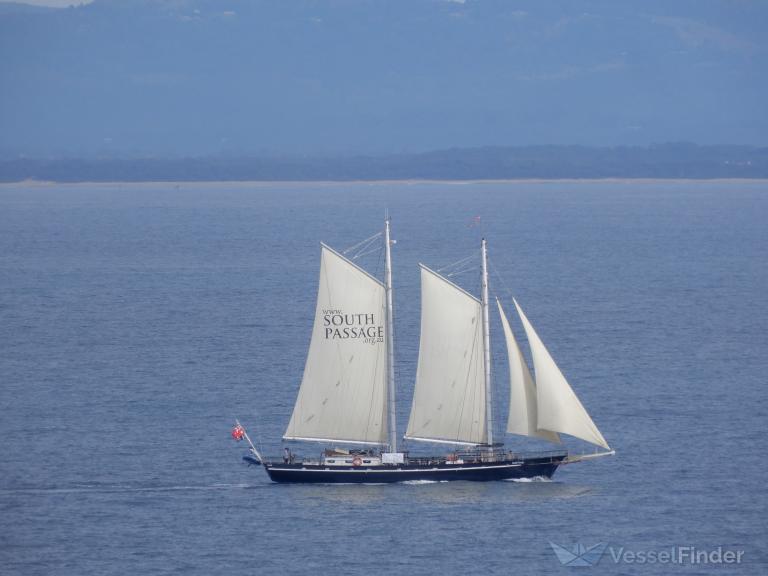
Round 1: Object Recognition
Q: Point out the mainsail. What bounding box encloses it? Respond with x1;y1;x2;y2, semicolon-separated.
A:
404;265;487;445
513;299;610;450
497;300;560;443
284;244;388;445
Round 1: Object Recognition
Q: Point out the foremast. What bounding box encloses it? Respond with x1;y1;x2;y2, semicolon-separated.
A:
384;218;397;453
480;238;494;447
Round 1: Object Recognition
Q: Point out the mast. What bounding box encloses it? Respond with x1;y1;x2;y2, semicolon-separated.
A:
384;217;397;452
480;238;494;446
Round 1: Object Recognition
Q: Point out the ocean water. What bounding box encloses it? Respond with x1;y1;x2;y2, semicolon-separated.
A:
1;180;766;575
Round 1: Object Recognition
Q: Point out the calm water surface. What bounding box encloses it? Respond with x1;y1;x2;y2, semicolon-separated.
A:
1;181;766;575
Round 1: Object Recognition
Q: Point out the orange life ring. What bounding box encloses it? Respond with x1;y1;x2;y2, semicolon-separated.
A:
352;457;363;467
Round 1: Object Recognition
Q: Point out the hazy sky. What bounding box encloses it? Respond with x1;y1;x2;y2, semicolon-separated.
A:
1;0;765;157
0;0;92;6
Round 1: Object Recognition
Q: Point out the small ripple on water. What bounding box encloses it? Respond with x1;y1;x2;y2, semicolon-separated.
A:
0;482;256;495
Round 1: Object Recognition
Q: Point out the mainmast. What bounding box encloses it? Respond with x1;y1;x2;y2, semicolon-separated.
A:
480;238;494;446
384;218;397;452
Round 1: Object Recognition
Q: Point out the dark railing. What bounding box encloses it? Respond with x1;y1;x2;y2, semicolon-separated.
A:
405;449;567;467
260;449;567;467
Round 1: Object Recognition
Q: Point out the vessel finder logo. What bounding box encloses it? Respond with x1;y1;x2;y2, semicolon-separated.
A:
549;542;745;566
549;542;608;566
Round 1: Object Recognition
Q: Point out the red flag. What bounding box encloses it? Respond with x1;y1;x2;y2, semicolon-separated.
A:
231;424;245;441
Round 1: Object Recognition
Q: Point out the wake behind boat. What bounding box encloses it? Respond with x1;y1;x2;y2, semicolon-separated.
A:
234;218;613;483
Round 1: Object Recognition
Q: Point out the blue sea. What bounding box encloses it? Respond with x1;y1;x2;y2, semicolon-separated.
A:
1;180;766;575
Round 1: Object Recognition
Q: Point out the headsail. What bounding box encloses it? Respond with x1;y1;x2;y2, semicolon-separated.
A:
404;265;487;445
284;244;388;445
497;300;560;443
513;299;610;450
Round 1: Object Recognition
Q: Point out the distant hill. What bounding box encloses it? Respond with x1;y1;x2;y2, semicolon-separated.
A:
2;144;767;182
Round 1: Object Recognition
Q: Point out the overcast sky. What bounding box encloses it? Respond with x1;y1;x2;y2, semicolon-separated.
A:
1;0;765;157
0;0;92;6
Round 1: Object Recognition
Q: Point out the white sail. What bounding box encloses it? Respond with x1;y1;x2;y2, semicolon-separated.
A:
284;244;388;445
404;265;487;445
514;299;610;450
497;300;560;443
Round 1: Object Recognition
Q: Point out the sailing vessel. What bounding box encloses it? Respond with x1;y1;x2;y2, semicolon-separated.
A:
235;219;614;483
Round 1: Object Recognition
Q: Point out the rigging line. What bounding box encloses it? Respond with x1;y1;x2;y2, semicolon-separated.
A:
352;238;380;260
342;231;382;256
455;311;481;444
444;264;479;279
246;408;267;456
490;321;505;441
323;254;350;443
352;244;382;261
447;260;478;272
488;259;523;435
437;253;475;273
361;281;385;446
488;258;515;299
351;234;383;261
363;326;380;446
348;234;385;443
376;239;385;279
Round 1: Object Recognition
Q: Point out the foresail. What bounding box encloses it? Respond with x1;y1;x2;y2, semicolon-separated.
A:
404;265;487;445
513;299;610;450
497;300;560;443
284;244;388;445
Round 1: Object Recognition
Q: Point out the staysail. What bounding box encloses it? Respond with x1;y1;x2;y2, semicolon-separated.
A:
513;299;610;450
284;244;388;445
497;300;560;443
404;265;487;445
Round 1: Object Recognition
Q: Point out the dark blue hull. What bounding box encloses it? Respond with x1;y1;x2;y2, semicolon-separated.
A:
262;454;566;483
